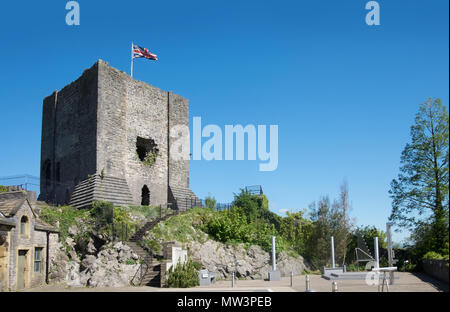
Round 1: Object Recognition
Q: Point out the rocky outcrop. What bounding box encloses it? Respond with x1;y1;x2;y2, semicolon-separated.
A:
48;240;70;283
187;239;307;280
49;241;140;287
78;242;140;287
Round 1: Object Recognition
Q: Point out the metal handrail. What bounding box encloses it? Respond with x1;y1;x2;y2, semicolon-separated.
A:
131;248;154;286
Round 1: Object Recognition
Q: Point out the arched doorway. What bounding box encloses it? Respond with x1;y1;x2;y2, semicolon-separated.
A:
141;185;150;206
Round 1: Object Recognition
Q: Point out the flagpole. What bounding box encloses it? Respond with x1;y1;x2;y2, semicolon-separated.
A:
130;42;134;78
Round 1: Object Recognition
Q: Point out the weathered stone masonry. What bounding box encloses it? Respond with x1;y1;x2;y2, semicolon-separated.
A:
39;59;197;208
0;190;58;292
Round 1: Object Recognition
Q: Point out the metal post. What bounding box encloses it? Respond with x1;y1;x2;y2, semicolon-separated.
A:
271;236;276;271
305;275;311;291
290;272;293;287
332;281;338;292
385;273;390;292
386;222;395;285
130;42;134;78
374;237;379;269
232;272;235;288
331;236;335;269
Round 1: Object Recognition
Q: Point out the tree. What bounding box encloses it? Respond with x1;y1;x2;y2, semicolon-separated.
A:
231;189;280;226
305;196;332;269
333;181;354;265
279;210;313;256
204;195;217;210
389;98;449;254
305;182;353;269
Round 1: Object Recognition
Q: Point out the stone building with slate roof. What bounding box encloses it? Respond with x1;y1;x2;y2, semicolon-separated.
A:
0;190;58;291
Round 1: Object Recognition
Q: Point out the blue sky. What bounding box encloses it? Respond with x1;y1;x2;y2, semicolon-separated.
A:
0;0;448;245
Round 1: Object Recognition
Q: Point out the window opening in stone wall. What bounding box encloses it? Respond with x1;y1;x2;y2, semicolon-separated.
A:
34;247;43;273
20;216;28;236
136;137;159;166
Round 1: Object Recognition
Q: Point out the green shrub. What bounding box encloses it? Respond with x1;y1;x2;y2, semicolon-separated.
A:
123;205;173;220
90;201;114;223
144;238;162;254
0;185;8;193
203;208;251;243
205;196;216;210
202;207;288;254
192;261;202;270
167;260;200;288
39;205;92;248
232;190;267;221
423;251;445;260
404;262;418;272
140;207;213;252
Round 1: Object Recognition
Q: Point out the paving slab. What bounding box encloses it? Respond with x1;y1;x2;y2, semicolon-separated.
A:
21;272;447;292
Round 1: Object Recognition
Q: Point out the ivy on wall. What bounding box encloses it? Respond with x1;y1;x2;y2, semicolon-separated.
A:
143;150;159;166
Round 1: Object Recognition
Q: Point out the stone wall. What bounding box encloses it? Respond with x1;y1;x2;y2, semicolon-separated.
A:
0;226;11;292
168;92;190;189
40;64;98;205
187;239;308;280
423;259;449;283
8;202;48;290
41;60;191;207
97;60;172;206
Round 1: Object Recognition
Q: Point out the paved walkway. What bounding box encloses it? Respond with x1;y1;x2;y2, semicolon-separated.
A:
22;272;447;292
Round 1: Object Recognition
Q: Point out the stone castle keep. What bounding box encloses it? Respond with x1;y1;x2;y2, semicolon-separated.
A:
39;59;200;209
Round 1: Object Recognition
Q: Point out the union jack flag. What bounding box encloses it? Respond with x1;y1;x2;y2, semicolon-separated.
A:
132;44;158;61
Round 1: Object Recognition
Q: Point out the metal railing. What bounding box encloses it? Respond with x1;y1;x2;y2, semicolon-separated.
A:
130;248;154;286
1;175;236;214
244;185;263;195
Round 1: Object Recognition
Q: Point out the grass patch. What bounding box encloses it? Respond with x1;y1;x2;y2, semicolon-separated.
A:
39;205;92;248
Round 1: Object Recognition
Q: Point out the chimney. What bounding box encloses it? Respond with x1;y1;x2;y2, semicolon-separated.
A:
26;190;37;203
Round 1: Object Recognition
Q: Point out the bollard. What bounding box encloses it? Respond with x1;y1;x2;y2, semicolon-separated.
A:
271;236;277;271
374;237;380;269
305;275;311;291
290;272;294;287
332;281;338;292
232;272;235;288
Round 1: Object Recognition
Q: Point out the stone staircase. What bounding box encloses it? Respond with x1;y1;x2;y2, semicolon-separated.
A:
126;212;179;287
69;174;134;208
126;241;161;287
129;212;177;242
168;186;202;211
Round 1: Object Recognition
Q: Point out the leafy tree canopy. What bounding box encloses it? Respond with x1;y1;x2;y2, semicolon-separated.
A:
389;98;449;254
